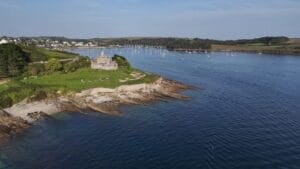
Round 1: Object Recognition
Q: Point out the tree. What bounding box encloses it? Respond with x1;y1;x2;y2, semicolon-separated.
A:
112;55;131;68
46;58;62;73
112;54;132;72
0;47;8;77
0;44;29;77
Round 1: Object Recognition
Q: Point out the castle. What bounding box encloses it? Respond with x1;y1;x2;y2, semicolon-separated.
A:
91;52;118;70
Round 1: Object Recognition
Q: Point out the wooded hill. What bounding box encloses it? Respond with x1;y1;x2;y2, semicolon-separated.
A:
0;44;80;77
0;44;30;77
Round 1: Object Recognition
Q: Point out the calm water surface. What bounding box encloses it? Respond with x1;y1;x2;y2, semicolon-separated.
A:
1;48;300;169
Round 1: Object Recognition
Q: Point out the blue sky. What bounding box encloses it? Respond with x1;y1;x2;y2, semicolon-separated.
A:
0;0;300;39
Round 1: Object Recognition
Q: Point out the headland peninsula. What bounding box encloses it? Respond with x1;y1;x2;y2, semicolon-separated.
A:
1;35;299;141
0;44;191;141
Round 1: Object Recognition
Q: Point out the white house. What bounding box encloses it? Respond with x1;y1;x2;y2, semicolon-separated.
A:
0;39;8;45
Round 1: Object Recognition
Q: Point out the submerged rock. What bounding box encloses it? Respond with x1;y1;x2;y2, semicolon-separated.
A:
27;111;49;121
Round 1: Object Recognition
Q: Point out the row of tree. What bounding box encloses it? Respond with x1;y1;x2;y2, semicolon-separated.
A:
205;36;290;45
101;38;212;50
93;36;289;50
7;36;290;51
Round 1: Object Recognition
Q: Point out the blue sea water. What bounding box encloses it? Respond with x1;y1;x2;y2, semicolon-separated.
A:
1;47;300;169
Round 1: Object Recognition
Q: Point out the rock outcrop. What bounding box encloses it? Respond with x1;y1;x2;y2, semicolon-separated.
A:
0;110;30;141
0;77;192;141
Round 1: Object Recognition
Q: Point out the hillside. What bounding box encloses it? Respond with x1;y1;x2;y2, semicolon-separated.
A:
21;45;79;62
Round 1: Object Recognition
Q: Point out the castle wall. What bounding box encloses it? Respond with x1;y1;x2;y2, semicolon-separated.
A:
91;61;118;70
91;55;118;70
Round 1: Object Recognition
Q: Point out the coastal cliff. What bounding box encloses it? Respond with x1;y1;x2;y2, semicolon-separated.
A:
0;78;191;140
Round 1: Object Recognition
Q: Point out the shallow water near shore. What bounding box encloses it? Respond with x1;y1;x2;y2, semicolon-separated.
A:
1;48;300;169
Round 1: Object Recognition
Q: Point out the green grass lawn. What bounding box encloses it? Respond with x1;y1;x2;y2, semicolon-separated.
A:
0;80;35;104
22;46;79;61
23;68;137;90
247;43;266;46
0;68;160;106
37;48;79;59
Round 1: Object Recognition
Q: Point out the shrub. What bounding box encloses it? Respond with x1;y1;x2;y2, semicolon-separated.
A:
112;55;132;71
0;96;13;108
63;63;77;73
31;67;38;76
46;58;62;73
63;58;91;73
24;64;46;76
28;90;47;102
31;63;46;75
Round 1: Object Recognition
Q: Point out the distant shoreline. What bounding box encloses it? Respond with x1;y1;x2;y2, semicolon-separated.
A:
3;36;300;56
67;45;300;56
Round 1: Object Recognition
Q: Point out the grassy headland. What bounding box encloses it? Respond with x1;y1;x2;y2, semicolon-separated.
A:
0;44;159;108
0;43;188;141
0;68;158;106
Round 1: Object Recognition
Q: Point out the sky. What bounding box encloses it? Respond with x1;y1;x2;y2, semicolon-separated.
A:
0;0;300;40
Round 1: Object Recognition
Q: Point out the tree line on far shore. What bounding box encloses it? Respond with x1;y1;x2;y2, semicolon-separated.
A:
91;36;290;50
4;36;290;52
102;38;212;50
205;36;290;45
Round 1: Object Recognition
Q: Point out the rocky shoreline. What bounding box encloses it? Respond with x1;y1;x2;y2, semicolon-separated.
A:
0;110;30;142
0;77;192;141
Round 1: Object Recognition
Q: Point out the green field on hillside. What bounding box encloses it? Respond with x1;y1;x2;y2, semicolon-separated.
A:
23;68;159;91
22;46;79;61
0;68;159;108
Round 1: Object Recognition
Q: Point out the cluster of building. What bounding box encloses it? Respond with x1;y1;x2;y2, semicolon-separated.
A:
0;38;17;44
36;41;98;49
0;37;98;49
0;36;126;51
